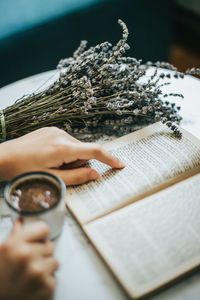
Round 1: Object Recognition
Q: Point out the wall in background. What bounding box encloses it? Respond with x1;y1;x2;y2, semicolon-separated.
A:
0;0;174;87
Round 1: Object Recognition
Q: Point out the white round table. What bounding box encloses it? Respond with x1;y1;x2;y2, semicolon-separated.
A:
0;70;200;300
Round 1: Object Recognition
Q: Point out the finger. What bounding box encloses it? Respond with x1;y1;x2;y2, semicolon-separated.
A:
60;160;88;170
11;218;23;234
45;257;59;274
28;241;54;257
49;167;99;185
36;257;59;274
71;143;125;169
23;221;50;242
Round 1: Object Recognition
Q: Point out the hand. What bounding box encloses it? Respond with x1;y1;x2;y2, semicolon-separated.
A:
0;220;58;300
0;127;124;185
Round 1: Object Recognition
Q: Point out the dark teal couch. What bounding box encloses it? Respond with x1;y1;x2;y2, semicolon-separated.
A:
0;0;174;87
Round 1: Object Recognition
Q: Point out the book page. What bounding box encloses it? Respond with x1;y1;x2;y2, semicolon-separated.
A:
66;122;200;224
84;173;200;298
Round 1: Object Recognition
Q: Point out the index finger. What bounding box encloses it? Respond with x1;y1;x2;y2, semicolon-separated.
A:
72;143;125;169
22;221;50;242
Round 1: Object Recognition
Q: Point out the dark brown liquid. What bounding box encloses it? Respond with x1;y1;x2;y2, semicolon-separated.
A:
9;179;60;212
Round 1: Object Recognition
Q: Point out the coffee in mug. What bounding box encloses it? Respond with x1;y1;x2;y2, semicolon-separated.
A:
4;171;66;239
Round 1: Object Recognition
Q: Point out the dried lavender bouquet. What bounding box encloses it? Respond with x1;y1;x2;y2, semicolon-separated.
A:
1;20;199;142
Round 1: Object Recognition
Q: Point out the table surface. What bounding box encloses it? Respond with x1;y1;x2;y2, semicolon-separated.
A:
0;70;200;300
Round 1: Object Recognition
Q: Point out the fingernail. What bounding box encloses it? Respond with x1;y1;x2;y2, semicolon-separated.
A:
115;158;125;168
90;170;99;180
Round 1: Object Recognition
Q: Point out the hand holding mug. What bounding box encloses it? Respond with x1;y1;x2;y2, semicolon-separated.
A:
0;220;58;300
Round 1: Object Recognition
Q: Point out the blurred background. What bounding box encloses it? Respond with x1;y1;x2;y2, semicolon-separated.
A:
0;0;199;88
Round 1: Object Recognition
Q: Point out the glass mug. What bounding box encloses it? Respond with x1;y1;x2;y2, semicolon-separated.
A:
4;171;66;240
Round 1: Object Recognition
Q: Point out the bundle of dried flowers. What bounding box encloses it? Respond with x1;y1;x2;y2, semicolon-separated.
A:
1;20;199;142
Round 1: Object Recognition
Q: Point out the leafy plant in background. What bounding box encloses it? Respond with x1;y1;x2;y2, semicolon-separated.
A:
1;20;199;142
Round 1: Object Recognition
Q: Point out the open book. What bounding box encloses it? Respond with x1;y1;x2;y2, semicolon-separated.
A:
65;122;200;299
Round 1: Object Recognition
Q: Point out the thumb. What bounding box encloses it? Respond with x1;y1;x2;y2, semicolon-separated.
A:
12;218;23;234
49;167;99;185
